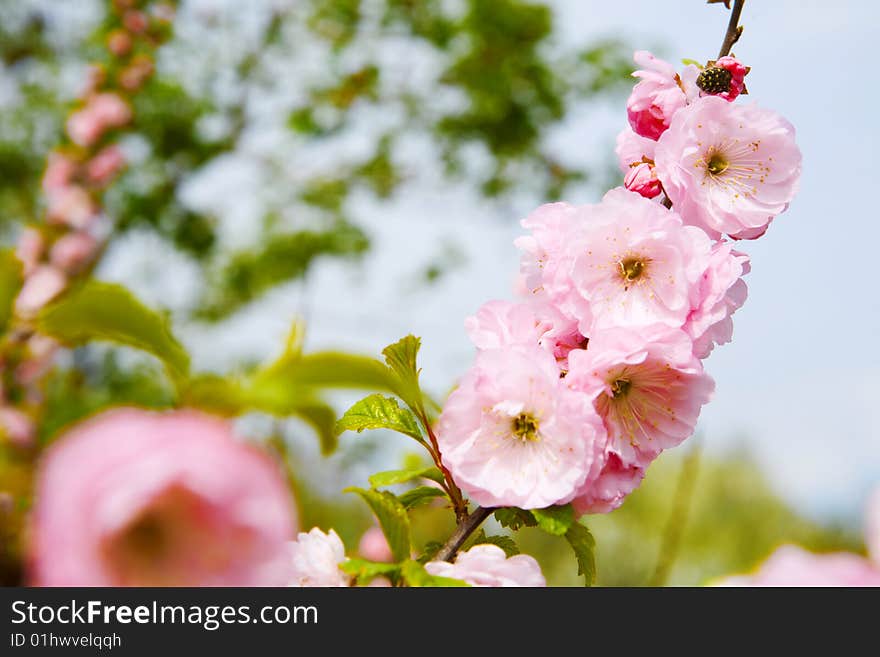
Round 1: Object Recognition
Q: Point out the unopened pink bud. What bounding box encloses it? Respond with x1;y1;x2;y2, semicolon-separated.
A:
46;186;95;230
123;10;149;34
358;526;393;562
42;152;77;196
15;265;66;317
108;30;133;57
0;407;36;448
624;162;662;199
50;232;99;274
86;145;126;185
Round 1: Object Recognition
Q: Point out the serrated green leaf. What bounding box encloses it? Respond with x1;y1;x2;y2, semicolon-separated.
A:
345;487;411;562
399;560;469;587
37;281;189;380
399;486;448;509
340;559;400;586
0;248;23;334
532;504;575;536
467;530;520;557
566;522;597;586
369;466;443;488
337;394;424;442
381;335;425;414
494;507;537;531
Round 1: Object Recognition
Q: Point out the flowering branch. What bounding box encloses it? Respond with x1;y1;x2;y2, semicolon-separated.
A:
717;0;746;58
434;506;494;562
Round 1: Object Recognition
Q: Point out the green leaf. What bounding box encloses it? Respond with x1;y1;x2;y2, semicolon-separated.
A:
37;281;189;380
345;487;411;562
0;248;23;334
417;541;444;564
337;394;425;442
398;486;448;509
681;57;702;67
565;522;597;587
369;466;443;488
254;351;398;396
532;504;575;536
381;335;425;414
340;559;400;586
467;530;520;557
494;507;537;531
399;560;469;587
293;401;339;455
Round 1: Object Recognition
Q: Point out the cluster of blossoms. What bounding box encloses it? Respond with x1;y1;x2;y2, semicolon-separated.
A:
0;1;175;450
719;489;880;587
435;50;801;515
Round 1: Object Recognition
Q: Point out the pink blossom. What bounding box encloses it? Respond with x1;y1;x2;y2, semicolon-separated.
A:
572;453;645;516
107;30;133;58
123;10;149;34
358;526;393;563
15;227;44;276
696;56;749;102
567;326;713;464
566;187;712;334
718;545;880;587
436;346;606;509
465;299;585;366
615;127;655;171
685;242;750;358
287;528;350;587
866;488;880;567
626;51;688;140
0;407;35;448
515;202;589;326
42;152;77;196
425;544;546;587
67;93;131;147
30;408;297;586
624;162;662;199
655;96;802;240
46;185;95;230
15;266;66;317
86;145;126;185
49;232;99;275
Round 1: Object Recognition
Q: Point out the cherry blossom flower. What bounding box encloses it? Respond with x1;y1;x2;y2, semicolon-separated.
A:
436;346;606;509
49;232;100;275
572;453;646;516
566;187;712;334
684;242;750;358
717;545;880;587
67;93;132;147
15;265;67;317
626;51;688;140
287;528;350;587
30;408;297;586
567;325;713;465
425;545;546;587
15;227;44;277
46;185;96;230
86;145;126;185
655;96;801;239
615;127;656;172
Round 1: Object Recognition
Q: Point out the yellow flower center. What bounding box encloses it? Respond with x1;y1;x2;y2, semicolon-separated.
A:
611;378;632;398
511;413;539;442
707;151;729;175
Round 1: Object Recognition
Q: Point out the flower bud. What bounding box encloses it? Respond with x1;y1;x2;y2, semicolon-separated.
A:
624;162;662;199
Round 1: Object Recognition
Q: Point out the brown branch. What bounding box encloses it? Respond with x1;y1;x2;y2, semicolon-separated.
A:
435;506;494;562
717;0;746;58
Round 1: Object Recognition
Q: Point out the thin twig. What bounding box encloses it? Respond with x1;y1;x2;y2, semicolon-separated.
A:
717;0;746;58
435;506;494;562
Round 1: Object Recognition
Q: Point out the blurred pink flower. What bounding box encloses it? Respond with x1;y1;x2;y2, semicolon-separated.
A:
627;51;687;140
49;232;100;275
436;346;606;509
718;545;880;587
685;242;750;358
15;265;66;317
287;528;350;587
15;335;59;387
425;544;545;587
123;10;149;34
67;93;131;147
46;185;95;230
0;407;35;448
30;408;297;586
655;96;801;240
42;152;77;196
86;145;126;186
358;526;393;563
15;227;44;277
567;326;713;465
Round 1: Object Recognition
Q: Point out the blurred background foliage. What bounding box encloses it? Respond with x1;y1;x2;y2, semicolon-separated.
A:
0;0;866;586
